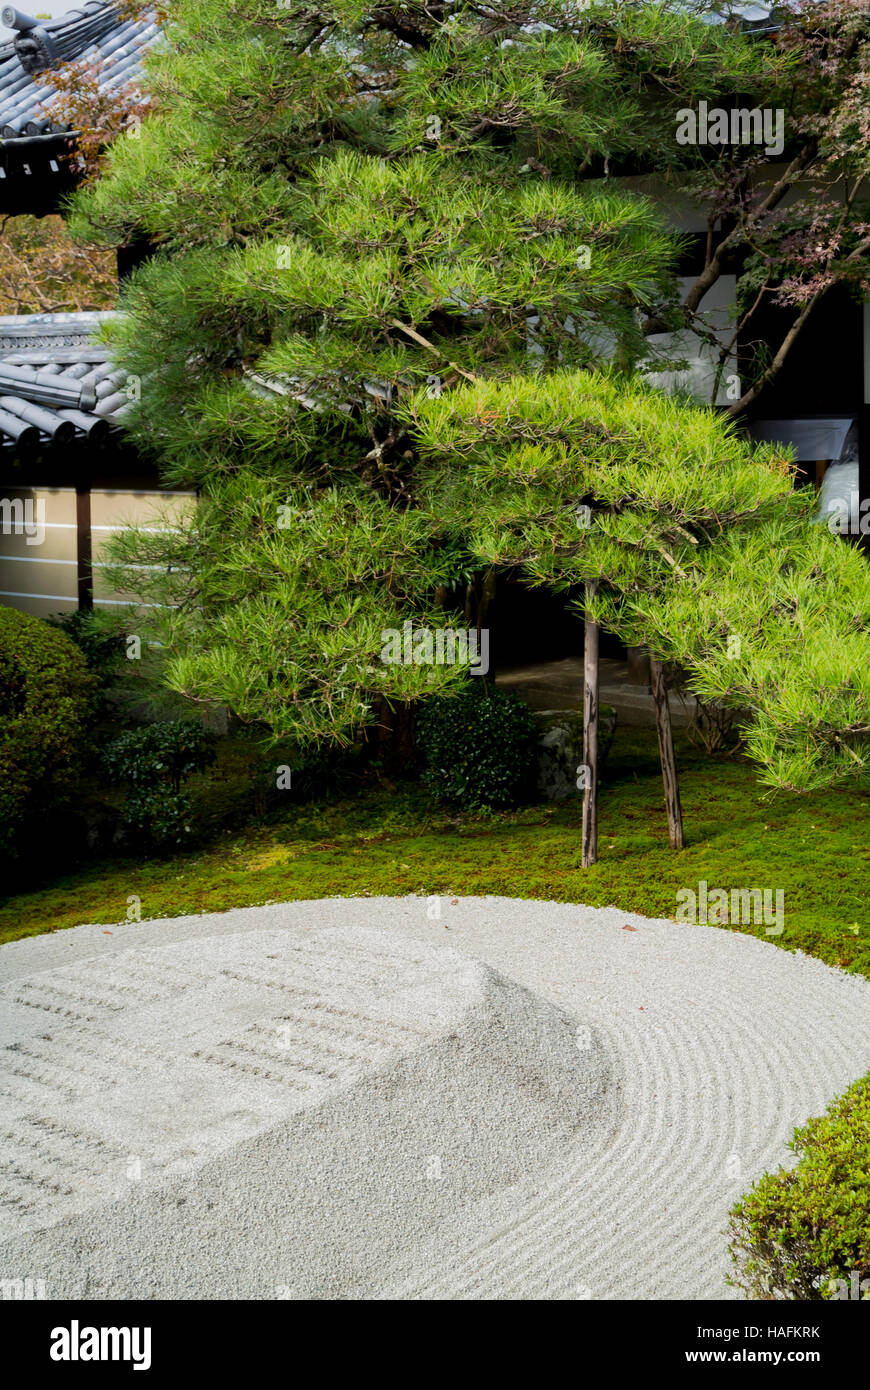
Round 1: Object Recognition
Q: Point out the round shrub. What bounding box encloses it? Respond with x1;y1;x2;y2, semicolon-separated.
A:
417;681;537;810
728;1074;870;1299
0;607;98;855
103;718;218;846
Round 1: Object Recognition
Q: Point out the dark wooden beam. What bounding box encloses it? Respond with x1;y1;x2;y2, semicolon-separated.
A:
75;479;92;610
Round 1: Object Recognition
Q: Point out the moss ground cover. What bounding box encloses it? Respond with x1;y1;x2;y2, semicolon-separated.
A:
2;727;867;979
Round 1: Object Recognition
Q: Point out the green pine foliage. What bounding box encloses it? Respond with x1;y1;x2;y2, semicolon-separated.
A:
619;518;870;792
407;369;870;792
99;478;465;743
86;151;678;486
70;0;799;747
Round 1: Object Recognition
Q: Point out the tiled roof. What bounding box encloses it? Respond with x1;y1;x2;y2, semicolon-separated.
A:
0;2;160;143
0;310;129;450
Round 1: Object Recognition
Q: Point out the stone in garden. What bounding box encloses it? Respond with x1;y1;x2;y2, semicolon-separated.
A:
534;706;617;800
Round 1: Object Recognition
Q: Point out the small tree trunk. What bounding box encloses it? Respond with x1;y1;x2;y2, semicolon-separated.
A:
626;645;651;686
374;698;416;776
582;581;599;868
650;656;685;850
477;567;497;689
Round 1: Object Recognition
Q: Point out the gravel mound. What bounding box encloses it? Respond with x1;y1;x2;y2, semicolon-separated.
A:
3;895;870;1299
0;919;614;1299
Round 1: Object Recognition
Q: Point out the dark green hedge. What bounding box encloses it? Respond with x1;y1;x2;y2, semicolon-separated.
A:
0;607;98;856
417;680;537;810
728;1075;870;1299
103;718;218;846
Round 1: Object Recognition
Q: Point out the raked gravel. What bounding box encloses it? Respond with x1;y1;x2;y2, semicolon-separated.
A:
2;894;870;1300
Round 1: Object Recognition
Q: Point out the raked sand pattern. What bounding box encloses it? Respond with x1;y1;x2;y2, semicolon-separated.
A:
1;895;870;1299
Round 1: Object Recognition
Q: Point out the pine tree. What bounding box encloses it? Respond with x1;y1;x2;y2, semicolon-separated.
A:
406;369;870;847
77;2;870;850
615;511;870;794
74;0;780;749
406;367;790;853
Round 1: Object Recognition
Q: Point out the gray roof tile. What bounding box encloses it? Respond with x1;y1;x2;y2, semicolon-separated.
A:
0;310;130;450
0;1;161;146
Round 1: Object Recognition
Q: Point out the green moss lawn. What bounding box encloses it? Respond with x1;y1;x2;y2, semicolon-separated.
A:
2;728;868;978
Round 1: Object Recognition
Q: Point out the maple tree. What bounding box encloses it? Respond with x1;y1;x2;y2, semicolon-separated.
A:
0;213;115;314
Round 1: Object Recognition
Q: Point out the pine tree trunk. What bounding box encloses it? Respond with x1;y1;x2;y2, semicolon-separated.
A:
477;566;497;689
374;697;417;776
582;581;599;868
650;656;685;850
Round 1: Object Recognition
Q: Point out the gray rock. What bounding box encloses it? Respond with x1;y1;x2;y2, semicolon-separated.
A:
533;706;617;801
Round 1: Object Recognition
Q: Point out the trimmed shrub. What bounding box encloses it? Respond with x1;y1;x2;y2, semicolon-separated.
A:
417;681;537;810
728;1075;870;1299
0;607;98;856
103;718;218;846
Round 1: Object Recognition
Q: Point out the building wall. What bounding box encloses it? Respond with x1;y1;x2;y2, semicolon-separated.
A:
0;484;77;618
0;483;195;618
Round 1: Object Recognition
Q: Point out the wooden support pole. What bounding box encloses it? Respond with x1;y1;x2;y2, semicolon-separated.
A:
75;481;93;611
582;580;599;868
650;656;684;851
